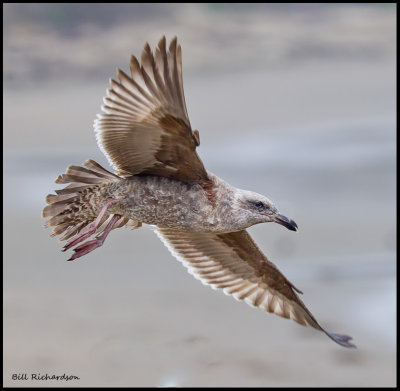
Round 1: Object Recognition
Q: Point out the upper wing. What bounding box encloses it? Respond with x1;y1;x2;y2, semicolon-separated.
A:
156;228;355;348
94;36;208;183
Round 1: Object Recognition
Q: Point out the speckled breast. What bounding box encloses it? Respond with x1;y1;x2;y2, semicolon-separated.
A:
105;175;219;231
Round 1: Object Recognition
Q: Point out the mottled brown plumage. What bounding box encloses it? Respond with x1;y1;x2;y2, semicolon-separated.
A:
43;36;355;348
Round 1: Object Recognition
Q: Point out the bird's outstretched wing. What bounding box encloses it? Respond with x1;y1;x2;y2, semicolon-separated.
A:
94;36;208;183
156;228;356;348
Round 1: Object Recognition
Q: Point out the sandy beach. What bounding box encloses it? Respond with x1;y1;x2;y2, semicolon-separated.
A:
3;4;396;387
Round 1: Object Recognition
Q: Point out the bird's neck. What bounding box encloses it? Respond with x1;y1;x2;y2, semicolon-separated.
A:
206;173;255;232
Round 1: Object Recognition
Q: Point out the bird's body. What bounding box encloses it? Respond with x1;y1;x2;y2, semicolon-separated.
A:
98;172;275;232
108;173;229;231
43;36;355;348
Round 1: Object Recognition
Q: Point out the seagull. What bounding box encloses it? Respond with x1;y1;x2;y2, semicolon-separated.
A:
43;36;355;348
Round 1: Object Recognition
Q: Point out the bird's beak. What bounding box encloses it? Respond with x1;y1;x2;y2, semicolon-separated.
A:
273;214;298;232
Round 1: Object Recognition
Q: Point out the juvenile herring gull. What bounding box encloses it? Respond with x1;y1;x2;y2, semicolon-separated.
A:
43;36;355;348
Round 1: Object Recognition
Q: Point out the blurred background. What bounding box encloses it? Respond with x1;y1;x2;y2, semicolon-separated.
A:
3;3;396;387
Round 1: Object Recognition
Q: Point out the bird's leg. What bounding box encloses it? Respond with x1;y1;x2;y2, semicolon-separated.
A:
63;198;118;252
67;214;121;261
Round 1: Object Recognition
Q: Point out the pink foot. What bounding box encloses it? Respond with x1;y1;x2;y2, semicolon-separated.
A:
63;229;94;252
67;238;104;261
63;199;117;252
67;214;121;261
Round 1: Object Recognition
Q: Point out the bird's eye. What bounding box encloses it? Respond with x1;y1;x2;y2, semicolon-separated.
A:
254;201;264;209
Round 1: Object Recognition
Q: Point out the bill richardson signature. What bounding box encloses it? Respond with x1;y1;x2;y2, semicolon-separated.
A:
12;373;80;381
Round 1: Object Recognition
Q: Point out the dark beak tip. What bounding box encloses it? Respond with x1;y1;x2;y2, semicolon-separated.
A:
274;214;299;232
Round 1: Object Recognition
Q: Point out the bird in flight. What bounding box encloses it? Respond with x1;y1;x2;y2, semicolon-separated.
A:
43;36;355;348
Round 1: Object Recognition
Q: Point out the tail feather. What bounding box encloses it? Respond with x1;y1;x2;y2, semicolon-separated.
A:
45;214;70;228
84;159;120;178
65;165;117;180
55;185;92;195
52;222;75;237
43;198;79;218
43;159;138;241
45;193;76;204
55;174;105;185
60;222;85;241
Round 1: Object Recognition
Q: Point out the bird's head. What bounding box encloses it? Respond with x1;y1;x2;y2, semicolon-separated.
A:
235;190;298;231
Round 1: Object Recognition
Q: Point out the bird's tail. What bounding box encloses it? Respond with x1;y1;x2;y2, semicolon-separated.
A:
42;159;138;241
